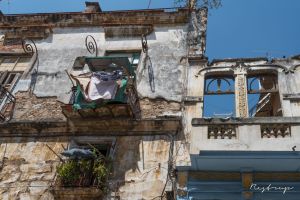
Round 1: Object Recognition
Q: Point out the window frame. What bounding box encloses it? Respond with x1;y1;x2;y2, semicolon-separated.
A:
203;72;236;118
105;50;142;70
246;71;282;117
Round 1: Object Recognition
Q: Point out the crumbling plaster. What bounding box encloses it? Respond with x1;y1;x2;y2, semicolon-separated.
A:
0;138;66;200
2;4;300;199
109;135;172;200
13;92;65;121
0;135;175;200
11;25;188;105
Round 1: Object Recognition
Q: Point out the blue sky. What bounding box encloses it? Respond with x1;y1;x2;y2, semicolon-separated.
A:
1;0;299;59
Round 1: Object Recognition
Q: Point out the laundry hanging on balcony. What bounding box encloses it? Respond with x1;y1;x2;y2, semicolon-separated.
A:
89;77;117;100
70;70;124;101
70;71;128;110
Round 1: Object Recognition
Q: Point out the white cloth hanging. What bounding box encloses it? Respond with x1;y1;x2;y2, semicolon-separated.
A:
87;75;118;100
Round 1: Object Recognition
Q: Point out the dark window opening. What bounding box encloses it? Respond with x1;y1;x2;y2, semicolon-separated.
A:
105;51;141;70
76;143;110;158
247;74;282;117
203;75;235;117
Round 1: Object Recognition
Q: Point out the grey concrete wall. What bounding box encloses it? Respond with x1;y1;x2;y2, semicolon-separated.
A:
11;26;187;104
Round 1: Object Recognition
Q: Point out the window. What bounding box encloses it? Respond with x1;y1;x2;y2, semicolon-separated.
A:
0;55;32;121
247;73;282;117
203;75;235;117
0;56;31;90
202;69;282;118
75;143;111;158
105;51;141;69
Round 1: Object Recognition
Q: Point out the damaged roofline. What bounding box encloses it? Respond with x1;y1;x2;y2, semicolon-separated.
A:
208;55;300;66
0;8;191;29
209;57;269;65
1;7;189;16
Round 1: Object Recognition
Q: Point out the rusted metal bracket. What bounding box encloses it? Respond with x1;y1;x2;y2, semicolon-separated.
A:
22;38;38;56
141;34;148;53
85;35;98;57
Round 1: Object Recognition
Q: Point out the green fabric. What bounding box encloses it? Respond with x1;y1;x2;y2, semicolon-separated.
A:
73;85;97;110
113;79;127;103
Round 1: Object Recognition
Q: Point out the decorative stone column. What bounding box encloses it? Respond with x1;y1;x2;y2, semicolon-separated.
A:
234;64;249;118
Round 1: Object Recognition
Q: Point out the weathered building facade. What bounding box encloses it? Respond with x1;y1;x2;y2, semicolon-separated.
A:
0;2;300;200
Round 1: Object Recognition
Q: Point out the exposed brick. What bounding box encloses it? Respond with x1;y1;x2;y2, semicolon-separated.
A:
13;92;65;121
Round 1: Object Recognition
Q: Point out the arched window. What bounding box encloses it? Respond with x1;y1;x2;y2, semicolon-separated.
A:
203;74;235;117
247;72;282;117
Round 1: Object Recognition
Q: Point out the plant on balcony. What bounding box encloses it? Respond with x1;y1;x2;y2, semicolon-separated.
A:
57;160;80;186
56;149;111;190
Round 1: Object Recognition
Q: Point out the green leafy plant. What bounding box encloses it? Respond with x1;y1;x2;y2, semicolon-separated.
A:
93;160;109;183
57;148;112;190
57;160;80;186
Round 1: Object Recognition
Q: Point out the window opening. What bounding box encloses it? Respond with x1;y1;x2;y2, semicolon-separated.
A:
76;143;110;158
247;74;282;117
0;55;32;122
203;75;235;117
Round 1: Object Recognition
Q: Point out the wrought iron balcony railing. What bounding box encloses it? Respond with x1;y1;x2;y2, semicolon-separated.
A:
0;84;16;122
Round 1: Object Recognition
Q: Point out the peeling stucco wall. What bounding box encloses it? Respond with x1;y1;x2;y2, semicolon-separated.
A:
140;98;181;118
0;136;174;200
0;138;66;200
14;26;188;103
4;26;188;124
108;135;172;200
136;26;187;102
7;25;188;120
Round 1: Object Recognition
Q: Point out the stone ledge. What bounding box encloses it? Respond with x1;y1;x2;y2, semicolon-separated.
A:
192;117;300;126
0;118;181;137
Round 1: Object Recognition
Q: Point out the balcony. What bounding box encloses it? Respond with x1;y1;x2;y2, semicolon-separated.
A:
62;56;140;120
51;146;110;200
190;117;300;152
